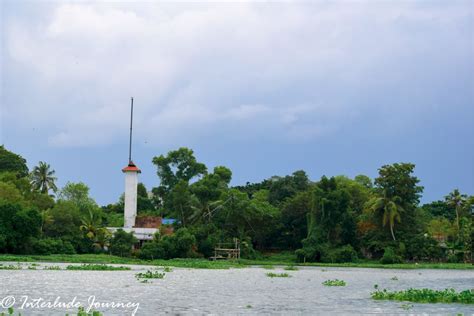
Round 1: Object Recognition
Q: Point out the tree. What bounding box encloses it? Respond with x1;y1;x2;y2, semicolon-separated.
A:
30;161;58;194
0;201;41;253
445;189;467;230
0;146;29;177
367;192;404;241
152;147;207;206
58;182;98;214
109;229;137;257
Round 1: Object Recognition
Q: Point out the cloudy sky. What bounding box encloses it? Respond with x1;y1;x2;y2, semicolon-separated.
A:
1;0;473;205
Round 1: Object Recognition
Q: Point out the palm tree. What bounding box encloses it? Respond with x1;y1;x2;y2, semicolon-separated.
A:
80;210;102;239
445;189;467;230
31;161;58;194
368;192;404;241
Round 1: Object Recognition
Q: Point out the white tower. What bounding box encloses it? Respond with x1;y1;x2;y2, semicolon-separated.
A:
123;97;140;228
122;161;140;228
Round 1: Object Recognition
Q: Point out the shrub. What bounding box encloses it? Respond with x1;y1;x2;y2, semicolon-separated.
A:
32;238;76;255
139;241;166;260
323;245;358;263
380;247;403;264
109;229;137;257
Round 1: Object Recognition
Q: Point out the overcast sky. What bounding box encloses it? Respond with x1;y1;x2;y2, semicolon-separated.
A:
1;0;473;205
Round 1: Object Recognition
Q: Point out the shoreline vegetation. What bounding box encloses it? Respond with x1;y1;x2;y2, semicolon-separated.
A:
0;253;472;270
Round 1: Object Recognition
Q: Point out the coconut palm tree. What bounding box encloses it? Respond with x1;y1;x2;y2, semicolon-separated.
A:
368;192;404;241
31;161;58;194
445;189;467;230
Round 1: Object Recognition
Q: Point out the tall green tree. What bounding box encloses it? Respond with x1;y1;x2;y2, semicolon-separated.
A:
152;147;207;207
367;193;404;241
444;189;467;230
0;146;29;177
30;161;58;194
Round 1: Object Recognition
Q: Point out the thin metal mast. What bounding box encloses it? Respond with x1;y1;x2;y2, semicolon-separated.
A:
128;97;134;164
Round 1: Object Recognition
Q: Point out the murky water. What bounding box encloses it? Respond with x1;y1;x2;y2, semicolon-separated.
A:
0;262;473;315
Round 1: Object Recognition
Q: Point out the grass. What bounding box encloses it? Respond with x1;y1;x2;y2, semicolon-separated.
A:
66;264;131;271
322;279;347;286
284;265;298;271
371;288;474;304
266;272;291;278
0;253;472;270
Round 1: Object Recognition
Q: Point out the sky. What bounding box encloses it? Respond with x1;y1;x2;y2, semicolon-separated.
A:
1;0;473;206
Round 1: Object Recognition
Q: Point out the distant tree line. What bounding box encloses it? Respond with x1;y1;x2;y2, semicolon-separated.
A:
0;145;472;263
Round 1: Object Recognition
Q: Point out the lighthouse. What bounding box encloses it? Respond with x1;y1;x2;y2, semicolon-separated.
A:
122;161;140;228
107;97;159;242
123;97;139;228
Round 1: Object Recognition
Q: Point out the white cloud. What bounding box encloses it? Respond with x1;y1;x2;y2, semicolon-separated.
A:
3;1;472;147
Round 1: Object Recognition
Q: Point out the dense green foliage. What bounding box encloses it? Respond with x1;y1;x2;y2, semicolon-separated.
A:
0;145;472;265
371;288;474;304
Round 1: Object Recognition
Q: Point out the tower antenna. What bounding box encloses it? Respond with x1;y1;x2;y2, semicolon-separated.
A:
128;97;134;164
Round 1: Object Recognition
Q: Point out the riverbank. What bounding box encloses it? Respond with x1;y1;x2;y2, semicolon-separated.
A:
0;253;472;270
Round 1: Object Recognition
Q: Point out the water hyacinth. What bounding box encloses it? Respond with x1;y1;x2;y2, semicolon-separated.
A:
371;288;474;304
322;279;346;286
266;272;291;278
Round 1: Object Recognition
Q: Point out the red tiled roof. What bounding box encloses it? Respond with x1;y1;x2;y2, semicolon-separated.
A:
122;161;141;173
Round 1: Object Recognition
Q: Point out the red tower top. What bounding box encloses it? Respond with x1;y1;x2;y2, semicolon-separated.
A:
122;161;141;173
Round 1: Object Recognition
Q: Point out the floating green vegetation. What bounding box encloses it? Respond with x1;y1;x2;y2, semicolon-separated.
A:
162;266;173;272
75;307;103;316
27;265;37;270
284;265;298;271
136;270;166;279
322;279;346;286
0;264;22;270
2;307;103;316
266;272;291;278
399;304;413;310
391;276;399;281
44;265;61;270
246;305;252;308
0;307;14;316
66;264;131;271
371;288;474;304
263;265;275;270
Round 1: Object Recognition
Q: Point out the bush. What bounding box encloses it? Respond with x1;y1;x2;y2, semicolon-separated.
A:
139;242;166;260
109;229;137;257
380;247;403;264
32;238;76;255
322;245;358;263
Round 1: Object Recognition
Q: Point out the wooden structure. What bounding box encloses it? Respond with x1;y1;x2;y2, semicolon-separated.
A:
210;239;240;260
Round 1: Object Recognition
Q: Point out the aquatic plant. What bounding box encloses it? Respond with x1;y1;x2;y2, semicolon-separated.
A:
284;265;298;271
391;276;398;281
263;265;275;270
322;279;346;286
266;272;291;278
0;264;22;270
371;288;474;304
44;265;61;270
399;304;413;310
75;307;103;316
162;266;173;272
135;270;166;279
66;264;130;271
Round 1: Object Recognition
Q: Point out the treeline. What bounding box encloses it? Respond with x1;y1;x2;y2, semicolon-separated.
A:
0;146;472;263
